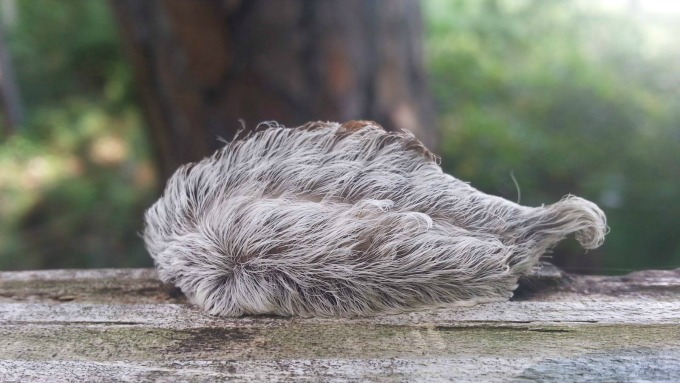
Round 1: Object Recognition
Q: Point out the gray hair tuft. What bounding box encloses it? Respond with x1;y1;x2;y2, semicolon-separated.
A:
144;121;607;317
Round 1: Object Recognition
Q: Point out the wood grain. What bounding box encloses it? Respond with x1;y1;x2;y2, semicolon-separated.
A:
1;266;679;382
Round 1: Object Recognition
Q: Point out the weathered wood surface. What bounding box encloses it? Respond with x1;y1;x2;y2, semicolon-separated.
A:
1;265;679;382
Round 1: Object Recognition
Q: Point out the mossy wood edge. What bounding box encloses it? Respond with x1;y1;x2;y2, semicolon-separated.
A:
1;265;679;382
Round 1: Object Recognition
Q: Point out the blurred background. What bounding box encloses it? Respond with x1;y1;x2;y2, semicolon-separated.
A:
0;0;678;273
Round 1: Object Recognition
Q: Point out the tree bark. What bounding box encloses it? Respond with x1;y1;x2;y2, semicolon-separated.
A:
110;0;437;182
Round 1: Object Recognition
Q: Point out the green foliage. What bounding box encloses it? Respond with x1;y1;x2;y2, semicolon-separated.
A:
1;0;678;272
425;0;680;272
8;0;131;110
0;1;153;270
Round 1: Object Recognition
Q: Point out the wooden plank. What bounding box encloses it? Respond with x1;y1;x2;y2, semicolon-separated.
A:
1;267;679;382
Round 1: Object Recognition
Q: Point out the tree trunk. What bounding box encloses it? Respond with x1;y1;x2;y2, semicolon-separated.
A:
110;0;437;182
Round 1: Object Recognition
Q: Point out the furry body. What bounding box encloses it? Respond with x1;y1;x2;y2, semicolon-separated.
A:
144;121;607;317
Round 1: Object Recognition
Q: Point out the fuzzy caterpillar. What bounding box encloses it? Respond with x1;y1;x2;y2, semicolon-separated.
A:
144;120;607;317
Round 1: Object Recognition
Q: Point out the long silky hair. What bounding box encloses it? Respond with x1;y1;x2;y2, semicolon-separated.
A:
144;121;606;317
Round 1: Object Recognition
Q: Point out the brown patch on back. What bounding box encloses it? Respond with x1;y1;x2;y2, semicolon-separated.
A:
340;120;382;132
397;132;438;163
227;120;437;164
335;120;437;163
